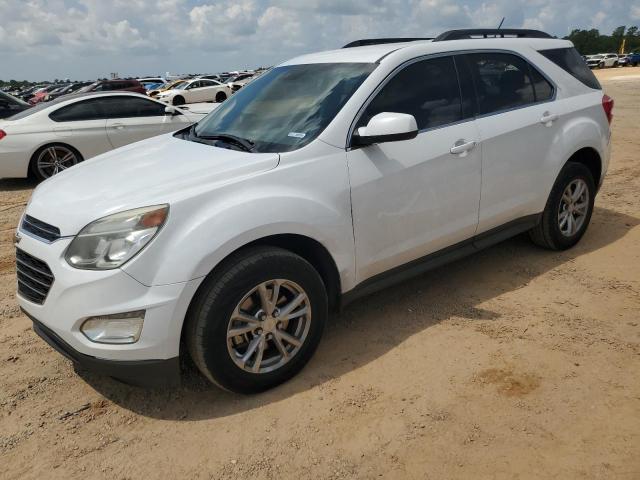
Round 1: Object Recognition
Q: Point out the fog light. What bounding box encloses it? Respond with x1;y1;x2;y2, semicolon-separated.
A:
80;311;145;344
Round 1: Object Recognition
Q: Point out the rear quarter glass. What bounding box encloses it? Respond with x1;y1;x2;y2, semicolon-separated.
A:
539;48;601;90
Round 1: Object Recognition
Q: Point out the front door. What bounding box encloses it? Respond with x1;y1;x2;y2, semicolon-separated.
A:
346;55;482;282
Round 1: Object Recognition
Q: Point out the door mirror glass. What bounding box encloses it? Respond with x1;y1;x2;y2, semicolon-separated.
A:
164;106;177;115
352;112;418;147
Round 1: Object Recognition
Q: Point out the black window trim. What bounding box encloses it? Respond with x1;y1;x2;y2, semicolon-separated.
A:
347;48;557;149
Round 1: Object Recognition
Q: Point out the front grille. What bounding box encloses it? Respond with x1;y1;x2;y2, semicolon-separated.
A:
16;249;54;305
21;215;61;242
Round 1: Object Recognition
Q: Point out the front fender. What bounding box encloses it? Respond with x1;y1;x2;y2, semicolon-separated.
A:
122;156;355;292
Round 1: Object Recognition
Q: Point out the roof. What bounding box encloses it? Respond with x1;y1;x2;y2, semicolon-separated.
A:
281;37;572;66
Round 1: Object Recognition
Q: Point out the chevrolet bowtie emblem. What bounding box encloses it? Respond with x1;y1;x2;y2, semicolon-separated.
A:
14;231;22;245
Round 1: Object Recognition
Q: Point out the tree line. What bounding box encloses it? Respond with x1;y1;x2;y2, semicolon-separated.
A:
566;26;640;55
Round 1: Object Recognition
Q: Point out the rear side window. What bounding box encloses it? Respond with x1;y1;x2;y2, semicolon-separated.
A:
49;100;104;122
358;56;462;131
466;52;536;115
539;48;601;90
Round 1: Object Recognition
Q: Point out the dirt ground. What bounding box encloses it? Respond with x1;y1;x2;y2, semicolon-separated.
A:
1;67;639;480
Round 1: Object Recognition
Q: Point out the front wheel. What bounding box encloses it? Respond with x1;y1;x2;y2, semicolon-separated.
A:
172;95;185;106
215;91;227;103
185;247;328;394
529;162;595;250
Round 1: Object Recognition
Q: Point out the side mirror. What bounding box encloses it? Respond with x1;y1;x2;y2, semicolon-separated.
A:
164;106;178;116
352;112;418;147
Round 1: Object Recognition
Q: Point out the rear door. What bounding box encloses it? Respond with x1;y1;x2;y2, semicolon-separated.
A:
464;51;558;233
48;99;112;159
103;96;178;147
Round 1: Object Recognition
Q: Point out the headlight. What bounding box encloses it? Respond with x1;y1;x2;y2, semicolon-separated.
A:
65;205;168;270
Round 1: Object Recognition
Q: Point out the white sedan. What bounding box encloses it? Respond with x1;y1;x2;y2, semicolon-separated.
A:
0;92;212;181
156;78;232;106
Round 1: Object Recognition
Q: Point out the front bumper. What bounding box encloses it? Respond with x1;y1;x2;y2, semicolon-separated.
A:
16;231;203;383
24;308;180;387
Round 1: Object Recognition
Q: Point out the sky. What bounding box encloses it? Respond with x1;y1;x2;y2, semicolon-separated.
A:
1;0;639;81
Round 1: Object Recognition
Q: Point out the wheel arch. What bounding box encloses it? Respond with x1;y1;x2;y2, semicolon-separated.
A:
178;233;343;351
565;146;602;188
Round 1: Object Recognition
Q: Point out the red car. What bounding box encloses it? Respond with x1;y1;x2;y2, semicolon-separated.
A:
77;79;146;95
29;85;65;105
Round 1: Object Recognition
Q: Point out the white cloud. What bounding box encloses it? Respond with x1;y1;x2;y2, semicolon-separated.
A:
0;0;637;80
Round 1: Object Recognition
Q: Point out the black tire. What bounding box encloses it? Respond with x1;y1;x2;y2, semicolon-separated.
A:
29;143;83;182
173;95;185;106
185;246;328;394
529;162;595;250
215;91;227;103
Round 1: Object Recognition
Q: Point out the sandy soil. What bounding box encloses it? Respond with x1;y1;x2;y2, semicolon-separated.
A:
1;67;639;480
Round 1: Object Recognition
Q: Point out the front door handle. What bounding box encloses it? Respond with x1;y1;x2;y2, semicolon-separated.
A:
540;112;558;126
450;140;476;156
111;123;125;130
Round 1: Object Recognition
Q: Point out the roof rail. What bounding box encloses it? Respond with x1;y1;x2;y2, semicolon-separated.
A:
343;38;433;48
434;29;554;41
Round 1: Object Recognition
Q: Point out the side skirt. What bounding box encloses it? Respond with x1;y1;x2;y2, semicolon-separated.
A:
340;213;541;308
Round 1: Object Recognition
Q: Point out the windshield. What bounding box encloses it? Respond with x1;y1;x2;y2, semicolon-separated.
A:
172;81;188;90
193;63;376;153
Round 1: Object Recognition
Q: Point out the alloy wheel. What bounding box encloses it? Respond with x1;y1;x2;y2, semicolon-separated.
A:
558;179;589;237
36;146;78;178
226;279;311;374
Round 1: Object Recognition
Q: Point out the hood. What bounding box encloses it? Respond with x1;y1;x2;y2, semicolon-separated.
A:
26;134;280;235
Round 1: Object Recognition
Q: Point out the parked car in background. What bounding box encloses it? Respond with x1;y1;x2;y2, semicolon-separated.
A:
14;29;612;393
17;85;45;103
29;85;62;105
625;52;640;66
147;79;187;98
588;53;619;68
0;92;209;181
0;92;31;119
156;78;232;105
618;54;629;66
586;55;604;68
77;79;146;95
198;74;224;82
47;82;93;101
226;72;256;92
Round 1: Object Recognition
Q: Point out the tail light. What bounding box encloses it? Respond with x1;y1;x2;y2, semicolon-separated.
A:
602;94;614;125
0;130;6;141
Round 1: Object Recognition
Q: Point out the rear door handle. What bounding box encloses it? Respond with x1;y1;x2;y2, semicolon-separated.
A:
540;112;558;126
111;123;125;130
450;140;476;156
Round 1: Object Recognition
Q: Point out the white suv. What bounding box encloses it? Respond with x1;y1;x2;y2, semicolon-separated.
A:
16;29;613;393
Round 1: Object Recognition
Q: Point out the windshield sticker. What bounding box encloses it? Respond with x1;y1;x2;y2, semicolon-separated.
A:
288;132;306;139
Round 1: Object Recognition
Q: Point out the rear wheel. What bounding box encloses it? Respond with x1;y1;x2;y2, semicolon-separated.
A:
30;144;82;181
529;162;595;250
185;247;328;394
173;95;185;106
215;91;227;103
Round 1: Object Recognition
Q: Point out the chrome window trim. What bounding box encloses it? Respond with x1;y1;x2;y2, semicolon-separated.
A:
346;48;558;150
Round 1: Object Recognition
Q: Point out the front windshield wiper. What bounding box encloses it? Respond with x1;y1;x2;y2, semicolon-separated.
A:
190;126;255;152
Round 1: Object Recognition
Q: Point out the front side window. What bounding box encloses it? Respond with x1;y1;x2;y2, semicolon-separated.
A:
100;97;166;118
357;56;463;131
466;52;537;114
193;62;376;153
